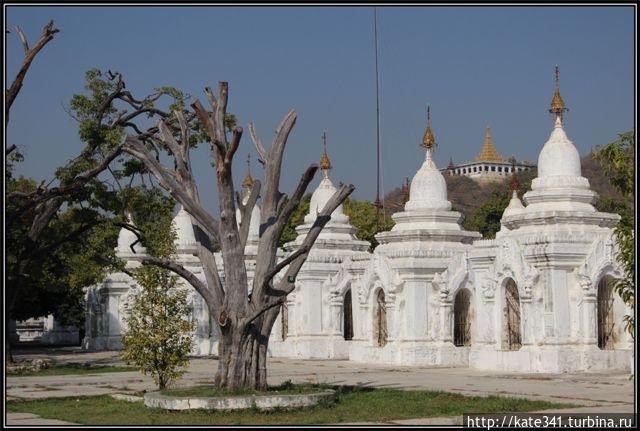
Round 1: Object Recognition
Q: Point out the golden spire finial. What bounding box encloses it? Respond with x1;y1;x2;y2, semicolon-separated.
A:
421;106;436;149
319;130;332;170
549;65;568;117
242;153;253;188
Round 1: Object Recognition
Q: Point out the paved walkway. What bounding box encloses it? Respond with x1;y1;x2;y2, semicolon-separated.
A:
6;347;635;425
6;412;77;426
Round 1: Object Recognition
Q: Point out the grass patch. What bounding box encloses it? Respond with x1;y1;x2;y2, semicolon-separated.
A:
6;385;577;425
7;363;139;377
160;381;329;397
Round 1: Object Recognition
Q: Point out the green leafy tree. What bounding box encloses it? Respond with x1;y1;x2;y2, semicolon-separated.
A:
463;170;536;238
6;62;187;361
122;266;195;390
463;190;510;239
593;131;635;337
343;198;395;251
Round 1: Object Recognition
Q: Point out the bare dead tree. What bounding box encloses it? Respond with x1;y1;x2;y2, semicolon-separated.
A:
5;20;59;131
123;82;354;390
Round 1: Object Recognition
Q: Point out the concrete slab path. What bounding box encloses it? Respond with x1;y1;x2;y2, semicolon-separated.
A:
6;347;635;425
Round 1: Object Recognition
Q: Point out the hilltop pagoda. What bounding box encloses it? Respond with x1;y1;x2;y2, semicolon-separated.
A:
443;126;535;182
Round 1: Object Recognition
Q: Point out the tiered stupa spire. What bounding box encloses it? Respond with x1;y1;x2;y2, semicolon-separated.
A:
549;65;568;122
242;153;254;189
476;126;505;163
404;107;452;212
421;106;436;149
319;130;332;177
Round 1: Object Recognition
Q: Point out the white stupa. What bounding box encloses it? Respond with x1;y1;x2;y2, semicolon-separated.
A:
272;131;369;359
504;66;620;228
172;205;199;253
377;107;481;240
288;132;368;246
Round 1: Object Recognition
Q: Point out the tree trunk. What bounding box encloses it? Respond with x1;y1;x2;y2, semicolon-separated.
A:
214;307;279;391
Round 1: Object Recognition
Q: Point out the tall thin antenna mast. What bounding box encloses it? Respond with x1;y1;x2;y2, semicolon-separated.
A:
373;7;383;217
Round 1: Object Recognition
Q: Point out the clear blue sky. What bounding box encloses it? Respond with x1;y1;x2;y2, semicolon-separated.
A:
6;6;635;215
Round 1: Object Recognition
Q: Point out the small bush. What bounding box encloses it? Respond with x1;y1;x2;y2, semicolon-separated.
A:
122;266;195;389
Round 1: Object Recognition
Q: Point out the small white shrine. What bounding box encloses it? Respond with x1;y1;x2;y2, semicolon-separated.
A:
84;69;633;373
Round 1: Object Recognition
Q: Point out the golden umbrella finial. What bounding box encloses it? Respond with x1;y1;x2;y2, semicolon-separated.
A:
549;65;568;117
242;153;254;188
422;106;436;149
319;130;332;170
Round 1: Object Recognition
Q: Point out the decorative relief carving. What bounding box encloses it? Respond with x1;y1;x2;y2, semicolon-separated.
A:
484;237;540;300
357;254;403;305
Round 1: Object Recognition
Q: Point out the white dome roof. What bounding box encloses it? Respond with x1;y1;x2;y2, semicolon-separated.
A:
172;205;198;249
531;117;590;191
537;117;581;178
304;173;348;224
502;190;525;218
405;149;451;211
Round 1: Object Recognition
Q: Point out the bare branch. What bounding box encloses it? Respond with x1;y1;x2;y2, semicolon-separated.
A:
15;26;29;52
135;255;219;310
249;183;355;321
273;165;318;239
237;180;261;249
7;145;123;221
6;19;60;125
261;109;297;213
191;99;225;161
123;134;220;240
248;122;267;165
225;127;243;166
197;243;224;310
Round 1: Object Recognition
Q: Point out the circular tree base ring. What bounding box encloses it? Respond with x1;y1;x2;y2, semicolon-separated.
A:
144;389;336;411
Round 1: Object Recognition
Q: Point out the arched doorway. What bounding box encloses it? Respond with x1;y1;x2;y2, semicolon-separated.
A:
454;288;471;346
503;279;521;350
343;290;354;340
373;289;387;347
597;277;615;350
281;302;288;341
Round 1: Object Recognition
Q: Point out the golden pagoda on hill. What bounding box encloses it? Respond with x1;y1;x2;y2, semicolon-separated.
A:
442;126;535;183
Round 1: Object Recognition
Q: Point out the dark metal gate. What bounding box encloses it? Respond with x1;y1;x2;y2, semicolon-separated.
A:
597;278;614;350
454;289;471;346
343;290;354;340
505;279;522;350
375;289;387;347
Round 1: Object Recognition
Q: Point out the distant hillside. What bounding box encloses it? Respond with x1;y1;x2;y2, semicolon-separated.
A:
382;151;624;223
581;151;625;201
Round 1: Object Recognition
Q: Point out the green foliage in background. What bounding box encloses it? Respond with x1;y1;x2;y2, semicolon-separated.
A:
7;69;179;327
463;170;536;238
278;194;395;251
593;131;635;337
343;198;394;251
